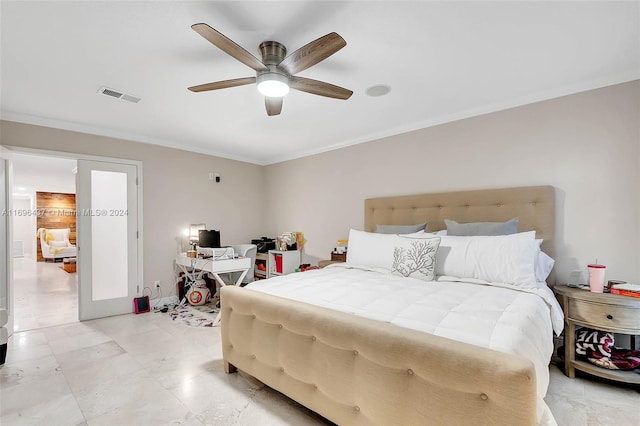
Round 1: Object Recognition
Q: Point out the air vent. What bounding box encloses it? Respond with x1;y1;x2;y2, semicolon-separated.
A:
121;94;141;103
100;88;123;98
98;87;141;103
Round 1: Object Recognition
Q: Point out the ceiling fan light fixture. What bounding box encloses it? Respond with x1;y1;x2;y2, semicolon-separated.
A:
188;24;352;115
257;72;290;97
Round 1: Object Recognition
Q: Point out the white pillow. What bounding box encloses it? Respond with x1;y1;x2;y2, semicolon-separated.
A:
346;229;441;278
436;231;538;290
391;236;441;281
534;238;555;283
535;250;555;283
49;241;67;248
346;229;397;270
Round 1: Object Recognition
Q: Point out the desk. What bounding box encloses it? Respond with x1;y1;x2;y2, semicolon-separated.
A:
175;254;251;325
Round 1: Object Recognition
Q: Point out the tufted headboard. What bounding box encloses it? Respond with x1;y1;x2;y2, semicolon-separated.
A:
364;186;555;260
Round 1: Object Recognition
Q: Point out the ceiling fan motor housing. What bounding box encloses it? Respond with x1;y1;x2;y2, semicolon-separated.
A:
259;41;287;66
257;41;290;97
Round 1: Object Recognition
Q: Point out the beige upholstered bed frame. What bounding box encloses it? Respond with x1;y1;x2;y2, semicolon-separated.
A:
221;185;555;425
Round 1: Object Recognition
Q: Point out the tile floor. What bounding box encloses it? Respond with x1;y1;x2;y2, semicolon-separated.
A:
1;259;638;425
13;257;78;331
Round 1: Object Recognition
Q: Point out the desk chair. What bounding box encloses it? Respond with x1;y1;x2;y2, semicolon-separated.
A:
229;244;257;286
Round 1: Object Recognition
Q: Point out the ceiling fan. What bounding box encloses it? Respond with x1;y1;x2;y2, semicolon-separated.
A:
188;23;353;116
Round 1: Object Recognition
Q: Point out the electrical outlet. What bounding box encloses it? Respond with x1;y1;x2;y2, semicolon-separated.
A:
154;280;161;288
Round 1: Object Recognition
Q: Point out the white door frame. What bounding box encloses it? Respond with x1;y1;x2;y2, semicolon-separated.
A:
1;146;144;321
0;146;15;336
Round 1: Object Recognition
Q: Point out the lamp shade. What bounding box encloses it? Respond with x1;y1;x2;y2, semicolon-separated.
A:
189;224;206;242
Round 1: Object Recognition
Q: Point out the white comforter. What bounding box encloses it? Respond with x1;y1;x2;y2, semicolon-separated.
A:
246;263;564;425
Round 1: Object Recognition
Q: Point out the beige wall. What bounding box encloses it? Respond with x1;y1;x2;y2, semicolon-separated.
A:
265;81;640;284
0;121;265;296
2;81;638;289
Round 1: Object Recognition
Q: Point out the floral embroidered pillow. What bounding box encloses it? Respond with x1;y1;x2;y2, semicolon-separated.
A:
391;236;441;281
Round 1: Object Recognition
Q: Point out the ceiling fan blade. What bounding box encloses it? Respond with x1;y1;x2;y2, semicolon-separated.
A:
265;97;283;116
277;32;346;75
192;23;268;72
290;76;353;100
188;77;256;92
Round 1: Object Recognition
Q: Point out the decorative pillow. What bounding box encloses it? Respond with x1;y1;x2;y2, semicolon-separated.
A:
49;241;68;248
436;231;538;289
48;228;70;241
445;218;519;236
391;236;441;281
376;223;426;234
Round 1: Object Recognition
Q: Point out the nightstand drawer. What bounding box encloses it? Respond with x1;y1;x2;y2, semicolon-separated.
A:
330;252;347;262
569;299;640;331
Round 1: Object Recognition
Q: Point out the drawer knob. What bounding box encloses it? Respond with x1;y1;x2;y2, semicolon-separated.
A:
606;314;613;320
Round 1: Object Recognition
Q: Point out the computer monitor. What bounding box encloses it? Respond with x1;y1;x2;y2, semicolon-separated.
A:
198;229;221;248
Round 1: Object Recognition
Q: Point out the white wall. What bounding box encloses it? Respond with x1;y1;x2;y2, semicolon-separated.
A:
264;81;640;284
11;197;32;258
11;154;77;258
0;122;266;296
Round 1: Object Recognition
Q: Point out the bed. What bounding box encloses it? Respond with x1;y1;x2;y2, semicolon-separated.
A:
221;186;562;425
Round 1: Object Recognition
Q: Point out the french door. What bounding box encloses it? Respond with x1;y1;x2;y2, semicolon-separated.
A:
76;159;140;320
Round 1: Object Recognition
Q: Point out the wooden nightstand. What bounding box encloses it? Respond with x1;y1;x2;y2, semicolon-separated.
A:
330;252;347;262
318;260;342;268
554;284;640;384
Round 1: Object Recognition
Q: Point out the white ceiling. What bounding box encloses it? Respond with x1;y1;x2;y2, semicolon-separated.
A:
1;1;638;165
11;153;77;196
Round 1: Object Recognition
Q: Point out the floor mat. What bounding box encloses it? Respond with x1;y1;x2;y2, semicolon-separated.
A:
169;301;220;327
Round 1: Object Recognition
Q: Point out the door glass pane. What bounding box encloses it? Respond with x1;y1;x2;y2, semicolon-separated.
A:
91;170;128;301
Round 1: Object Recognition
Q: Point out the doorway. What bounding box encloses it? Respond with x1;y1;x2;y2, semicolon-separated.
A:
2;147;143;335
11;153;78;331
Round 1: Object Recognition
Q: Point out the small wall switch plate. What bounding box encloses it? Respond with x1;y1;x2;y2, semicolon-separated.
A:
208;172;214;181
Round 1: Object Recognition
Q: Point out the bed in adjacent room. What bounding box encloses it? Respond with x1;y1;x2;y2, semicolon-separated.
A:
220;185;562;426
